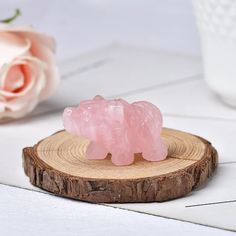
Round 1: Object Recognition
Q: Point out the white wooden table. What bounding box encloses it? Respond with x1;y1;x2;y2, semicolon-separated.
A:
0;184;233;236
0;1;235;235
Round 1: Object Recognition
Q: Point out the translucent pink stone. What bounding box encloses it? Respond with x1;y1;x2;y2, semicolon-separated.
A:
63;95;168;166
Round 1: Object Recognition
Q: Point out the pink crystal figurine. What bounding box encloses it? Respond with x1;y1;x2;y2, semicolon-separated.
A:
63;95;168;166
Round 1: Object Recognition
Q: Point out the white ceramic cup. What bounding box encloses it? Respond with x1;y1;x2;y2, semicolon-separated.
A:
193;0;236;107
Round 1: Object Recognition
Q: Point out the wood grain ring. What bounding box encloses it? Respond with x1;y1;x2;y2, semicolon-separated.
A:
22;128;218;203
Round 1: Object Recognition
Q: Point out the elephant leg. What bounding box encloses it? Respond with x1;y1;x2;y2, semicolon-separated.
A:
86;141;108;160
142;139;168;161
111;150;134;166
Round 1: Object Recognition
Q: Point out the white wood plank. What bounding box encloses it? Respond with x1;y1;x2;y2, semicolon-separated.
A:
0;184;233;236
163;115;236;163
31;44;201;117
0;113;62;189
124;78;236;120
112;163;236;232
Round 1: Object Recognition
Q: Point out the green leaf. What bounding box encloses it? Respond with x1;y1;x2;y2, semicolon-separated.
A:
0;9;21;24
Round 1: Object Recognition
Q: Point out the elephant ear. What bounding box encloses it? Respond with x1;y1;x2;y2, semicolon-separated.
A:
131;101;163;150
132;101;163;133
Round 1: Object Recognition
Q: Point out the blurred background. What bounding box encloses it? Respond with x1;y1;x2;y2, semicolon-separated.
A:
0;0;201;60
1;0;236;234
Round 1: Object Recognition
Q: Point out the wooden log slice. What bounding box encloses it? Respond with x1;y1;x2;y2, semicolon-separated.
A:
22;128;218;203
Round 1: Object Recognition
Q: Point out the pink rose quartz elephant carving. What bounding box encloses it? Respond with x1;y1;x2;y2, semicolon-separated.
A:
63;95;168;166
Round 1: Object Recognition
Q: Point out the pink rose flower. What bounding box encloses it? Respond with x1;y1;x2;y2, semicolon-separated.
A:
0;24;59;120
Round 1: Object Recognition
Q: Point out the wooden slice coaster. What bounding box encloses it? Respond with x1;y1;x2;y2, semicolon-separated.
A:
23;128;218;203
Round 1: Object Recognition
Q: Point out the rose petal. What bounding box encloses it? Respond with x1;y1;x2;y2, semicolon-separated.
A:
1;69;45;114
0;32;31;67
0;56;46;98
2;83;41;112
4;28;60;100
0;98;38;119
0;94;5;102
2;65;24;92
30;43;59;100
0;102;5;112
0;24;59;120
0;24;55;51
0;61;46;119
